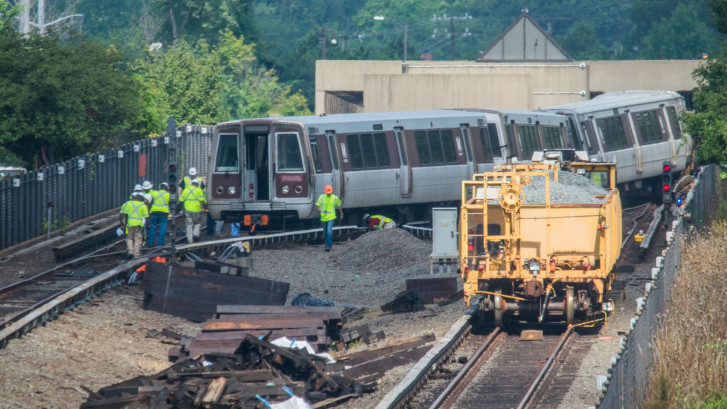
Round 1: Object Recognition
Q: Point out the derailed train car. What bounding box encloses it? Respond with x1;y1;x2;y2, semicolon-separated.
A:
458;153;622;325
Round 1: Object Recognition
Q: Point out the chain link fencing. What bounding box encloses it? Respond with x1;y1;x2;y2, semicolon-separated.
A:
596;164;719;409
0;124;212;252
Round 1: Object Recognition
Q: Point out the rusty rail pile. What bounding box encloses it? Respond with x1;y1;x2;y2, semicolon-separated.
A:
170;305;343;361
81;334;375;409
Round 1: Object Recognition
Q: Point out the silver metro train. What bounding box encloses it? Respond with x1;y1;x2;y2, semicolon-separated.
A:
206;90;690;229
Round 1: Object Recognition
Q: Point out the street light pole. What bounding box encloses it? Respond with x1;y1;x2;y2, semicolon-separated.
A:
373;16;407;64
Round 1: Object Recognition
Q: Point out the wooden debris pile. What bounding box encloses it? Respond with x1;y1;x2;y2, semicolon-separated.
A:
82;335;375;409
170;305;343;361
141;261;290;322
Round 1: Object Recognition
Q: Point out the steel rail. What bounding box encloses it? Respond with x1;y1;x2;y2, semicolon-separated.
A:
516;325;575;409
428;327;501;409
375;298;481;409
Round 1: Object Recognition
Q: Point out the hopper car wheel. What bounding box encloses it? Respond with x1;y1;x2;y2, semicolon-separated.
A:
566;286;575;326
494;291;503;327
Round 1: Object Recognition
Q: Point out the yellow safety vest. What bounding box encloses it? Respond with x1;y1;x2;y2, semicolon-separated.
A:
181;186;206;212
150;190;170;213
123;200;149;227
316;194;341;222
371;215;393;230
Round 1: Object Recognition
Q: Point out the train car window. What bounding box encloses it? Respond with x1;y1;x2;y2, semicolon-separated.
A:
246;134;267;170
477;127;494;162
326;131;339;170
428;130;445;164
309;137;323;172
276;133;304;171
567;117;583;150
632;110;664;144
415;131;432;165
596;116;629;151
374;133;391;167
215;134;239;172
542;126;563;149
505;122;518;158
581;121;599;155
360;133;378;168
395;129;408;165
459;126;473;161
487;124;502;157
666;106;682;140
346;134;365;169
441;129;457;163
518;125;541;159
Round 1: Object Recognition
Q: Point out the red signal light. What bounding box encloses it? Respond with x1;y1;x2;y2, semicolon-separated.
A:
662;184;670;191
662;164;671;172
169;164;176;171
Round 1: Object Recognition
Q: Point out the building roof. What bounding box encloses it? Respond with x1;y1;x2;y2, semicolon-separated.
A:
477;10;573;62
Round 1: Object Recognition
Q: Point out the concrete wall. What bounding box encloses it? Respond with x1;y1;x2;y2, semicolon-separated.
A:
315;59;703;114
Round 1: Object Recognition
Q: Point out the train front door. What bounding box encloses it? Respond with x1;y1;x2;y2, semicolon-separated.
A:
242;127;271;202
394;127;412;197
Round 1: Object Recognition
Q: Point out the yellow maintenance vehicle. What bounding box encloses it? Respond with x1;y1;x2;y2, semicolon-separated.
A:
459;153;621;325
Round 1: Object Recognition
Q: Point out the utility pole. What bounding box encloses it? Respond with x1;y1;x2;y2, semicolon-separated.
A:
430;13;472;60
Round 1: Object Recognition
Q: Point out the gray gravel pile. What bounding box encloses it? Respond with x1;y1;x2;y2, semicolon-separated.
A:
251;228;437;307
521;169;607;205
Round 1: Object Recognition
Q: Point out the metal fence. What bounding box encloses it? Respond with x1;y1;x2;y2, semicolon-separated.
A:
596;164;719;409
0;124;213;252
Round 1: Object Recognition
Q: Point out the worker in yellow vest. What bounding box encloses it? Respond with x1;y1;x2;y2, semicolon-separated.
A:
363;214;396;231
148;182;171;247
316;185;343;252
120;192;149;259
179;178;206;243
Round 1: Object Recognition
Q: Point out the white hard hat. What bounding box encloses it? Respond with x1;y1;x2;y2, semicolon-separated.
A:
363;213;370;221
132;191;144;198
141;181;153;190
189;167;198;176
191;178;200;185
133;184;142;191
160;182;169;189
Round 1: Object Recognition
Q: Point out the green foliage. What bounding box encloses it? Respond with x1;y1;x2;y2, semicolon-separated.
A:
133;40;226;131
0;0;21;30
556;21;606;60
640;2;720;59
212;30;311;118
0;28;144;167
682;49;727;165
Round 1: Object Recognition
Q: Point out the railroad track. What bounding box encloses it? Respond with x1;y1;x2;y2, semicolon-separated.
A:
0;225;365;350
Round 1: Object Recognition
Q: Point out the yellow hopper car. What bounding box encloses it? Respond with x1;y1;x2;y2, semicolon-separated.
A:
459;154;621;325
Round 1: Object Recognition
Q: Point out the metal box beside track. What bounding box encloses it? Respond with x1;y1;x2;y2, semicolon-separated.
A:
458;159;622;325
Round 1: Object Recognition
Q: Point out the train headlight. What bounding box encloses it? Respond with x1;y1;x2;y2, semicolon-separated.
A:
295;185;303;194
216;186;223;194
281;185;290;194
228;186;236;195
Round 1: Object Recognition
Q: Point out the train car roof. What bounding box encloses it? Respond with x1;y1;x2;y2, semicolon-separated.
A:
216;109;495;128
539;90;683;114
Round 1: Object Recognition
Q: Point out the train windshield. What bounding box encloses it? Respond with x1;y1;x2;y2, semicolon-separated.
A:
215;134;239;172
277;133;304;171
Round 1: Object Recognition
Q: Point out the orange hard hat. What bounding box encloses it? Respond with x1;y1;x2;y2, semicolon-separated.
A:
324;185;333;193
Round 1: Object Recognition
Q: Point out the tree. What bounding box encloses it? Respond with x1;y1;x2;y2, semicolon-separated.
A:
213;30;311;119
133;40;226;131
0;28;144;167
556;21;606;60
0;0;20;30
641;2;720;59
